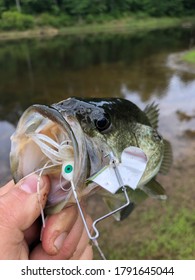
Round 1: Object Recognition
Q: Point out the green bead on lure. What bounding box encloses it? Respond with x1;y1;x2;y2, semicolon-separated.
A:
65;165;73;173
62;161;74;181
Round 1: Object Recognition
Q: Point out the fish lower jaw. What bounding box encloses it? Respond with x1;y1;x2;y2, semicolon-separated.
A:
45;178;73;208
45;189;74;214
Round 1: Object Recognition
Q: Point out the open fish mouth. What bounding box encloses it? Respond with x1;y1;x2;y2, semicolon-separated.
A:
10;104;87;213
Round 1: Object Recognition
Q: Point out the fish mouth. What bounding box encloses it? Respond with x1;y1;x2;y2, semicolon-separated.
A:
10;104;87;214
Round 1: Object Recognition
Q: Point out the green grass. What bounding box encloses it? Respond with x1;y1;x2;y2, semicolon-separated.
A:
59;16;194;36
182;49;195;64
135;207;195;259
95;205;195;260
0;15;195;41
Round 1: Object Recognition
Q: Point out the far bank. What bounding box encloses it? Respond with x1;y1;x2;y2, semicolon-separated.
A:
0;16;195;41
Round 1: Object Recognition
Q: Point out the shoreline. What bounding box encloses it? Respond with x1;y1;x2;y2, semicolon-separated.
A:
0;27;59;41
167;49;195;74
0;16;194;41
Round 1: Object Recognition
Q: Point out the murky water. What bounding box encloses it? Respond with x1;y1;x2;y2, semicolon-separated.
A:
0;26;195;185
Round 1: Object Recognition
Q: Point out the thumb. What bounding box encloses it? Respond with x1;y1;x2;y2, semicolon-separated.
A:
0;175;50;232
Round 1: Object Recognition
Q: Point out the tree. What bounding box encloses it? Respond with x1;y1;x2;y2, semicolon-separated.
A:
15;0;21;12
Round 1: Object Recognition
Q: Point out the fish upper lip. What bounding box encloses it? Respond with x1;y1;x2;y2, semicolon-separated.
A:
33;104;78;151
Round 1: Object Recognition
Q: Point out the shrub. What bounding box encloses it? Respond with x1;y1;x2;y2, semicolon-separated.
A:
95;13;114;24
85;14;95;24
36;13;59;27
0;11;34;30
37;13;73;28
57;14;73;27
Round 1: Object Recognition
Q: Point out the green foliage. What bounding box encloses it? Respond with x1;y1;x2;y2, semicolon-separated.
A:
141;0;184;17
37;13;72;28
36;13;59;27
87;0;107;15
0;11;34;30
0;1;6;14
182;0;195;14
0;0;194;30
22;0;57;14
0;0;195;17
62;0;90;16
56;14;73;27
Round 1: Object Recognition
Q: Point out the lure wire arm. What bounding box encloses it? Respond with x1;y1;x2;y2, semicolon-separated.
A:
71;152;131;240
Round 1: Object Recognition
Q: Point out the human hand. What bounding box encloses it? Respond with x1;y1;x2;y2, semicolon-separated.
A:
0;175;93;260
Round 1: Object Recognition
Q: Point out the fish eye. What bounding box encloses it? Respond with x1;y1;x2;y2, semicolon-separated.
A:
95;113;111;132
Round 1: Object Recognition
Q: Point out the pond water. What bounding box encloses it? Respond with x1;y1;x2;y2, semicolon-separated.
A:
0;26;195;187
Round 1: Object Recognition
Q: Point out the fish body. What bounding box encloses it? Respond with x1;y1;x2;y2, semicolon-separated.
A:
10;97;172;218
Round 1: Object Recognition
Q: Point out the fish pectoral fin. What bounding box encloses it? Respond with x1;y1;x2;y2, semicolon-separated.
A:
102;192;125;221
119;202;135;221
142;179;167;200
103;195;135;221
159;139;173;175
144;102;159;129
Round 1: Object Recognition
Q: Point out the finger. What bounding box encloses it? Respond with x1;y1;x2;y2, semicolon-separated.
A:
30;206;78;260
41;205;78;255
24;218;42;246
0;175;50;259
51;207;89;259
79;245;93;260
0;180;15;196
31;207;92;260
70;215;93;260
0;175;50;231
30;243;93;260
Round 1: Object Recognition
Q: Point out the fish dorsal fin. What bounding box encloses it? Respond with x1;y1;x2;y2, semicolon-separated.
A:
144;102;159;129
159;139;173;175
142;179;167;200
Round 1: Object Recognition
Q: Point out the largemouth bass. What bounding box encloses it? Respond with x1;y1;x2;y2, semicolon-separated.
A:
10;97;172;220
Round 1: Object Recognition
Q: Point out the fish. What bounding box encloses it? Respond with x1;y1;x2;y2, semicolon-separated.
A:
10;97;172;220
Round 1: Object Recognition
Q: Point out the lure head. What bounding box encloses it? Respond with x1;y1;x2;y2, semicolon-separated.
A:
61;161;74;181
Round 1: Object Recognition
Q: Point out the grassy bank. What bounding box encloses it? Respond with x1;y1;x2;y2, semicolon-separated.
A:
59;17;195;34
182;49;195;64
0;16;195;41
59;16;194;35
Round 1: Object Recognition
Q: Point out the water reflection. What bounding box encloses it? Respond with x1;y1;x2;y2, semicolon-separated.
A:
0;27;194;118
124;73;195;159
0;26;195;184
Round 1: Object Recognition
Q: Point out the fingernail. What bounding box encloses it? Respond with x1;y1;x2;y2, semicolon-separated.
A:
20;175;44;194
54;232;68;251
